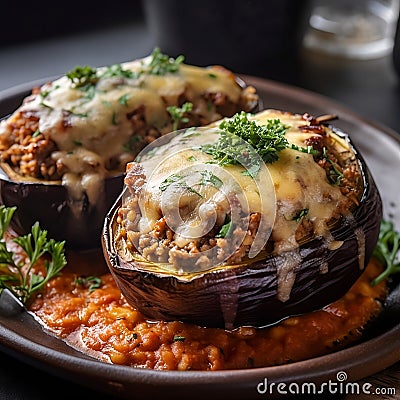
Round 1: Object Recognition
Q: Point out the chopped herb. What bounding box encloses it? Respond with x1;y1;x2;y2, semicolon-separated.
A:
208;73;217;79
111;112;118;125
123;135;142;151
39;101;53;110
0;206;67;304
32;129;41;138
167;102;193;131
199;170;223;188
291;144;319;156
73;140;82;146
216;215;232;238
39;85;60;98
81;84;97;101
119;93;131;107
293;208;309;223
371;219;400;285
66;110;88;118
187;155;197;162
100;63;138;80
160;173;202;197
40;90;50;98
147;47;184;76
173;335;186;342
159;173;184;192
322;147;344;186
75;276;102;293
67;65;98;88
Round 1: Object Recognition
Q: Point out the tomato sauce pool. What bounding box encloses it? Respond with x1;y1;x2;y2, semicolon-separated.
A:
28;250;386;371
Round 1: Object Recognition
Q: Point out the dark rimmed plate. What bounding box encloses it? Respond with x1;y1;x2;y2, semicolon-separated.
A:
0;76;399;400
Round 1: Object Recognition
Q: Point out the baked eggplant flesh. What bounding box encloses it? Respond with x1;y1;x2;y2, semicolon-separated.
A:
102;109;382;329
0;49;258;249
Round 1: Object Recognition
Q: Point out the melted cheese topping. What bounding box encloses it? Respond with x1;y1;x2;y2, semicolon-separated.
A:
134;110;347;250
124;110;358;300
8;55;244;207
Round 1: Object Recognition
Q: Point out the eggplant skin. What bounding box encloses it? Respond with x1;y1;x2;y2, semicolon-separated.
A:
103;145;382;329
0;171;123;250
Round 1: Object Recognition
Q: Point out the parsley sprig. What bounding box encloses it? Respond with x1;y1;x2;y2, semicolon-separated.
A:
0;206;67;304
201;112;318;177
371;219;400;286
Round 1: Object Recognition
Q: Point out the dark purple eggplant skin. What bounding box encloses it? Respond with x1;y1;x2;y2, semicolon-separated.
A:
0;168;123;250
102;130;383;329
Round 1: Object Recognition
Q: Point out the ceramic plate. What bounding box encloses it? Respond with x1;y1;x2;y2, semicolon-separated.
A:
0;76;399;400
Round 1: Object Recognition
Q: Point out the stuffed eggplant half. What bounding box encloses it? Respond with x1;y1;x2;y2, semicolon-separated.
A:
0;48;258;249
103;109;382;329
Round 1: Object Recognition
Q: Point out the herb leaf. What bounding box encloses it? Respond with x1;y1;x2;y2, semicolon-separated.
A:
66;65;98;88
201;112;320;178
160;173;202;197
199;170;223;188
322;147;344;186
292;208;309;223
75;275;102;293
216;215;232;238
167;102;193;131
100;64;137;80
371;219;400;285
147;47;184;76
201;112;288;177
0;206;67;304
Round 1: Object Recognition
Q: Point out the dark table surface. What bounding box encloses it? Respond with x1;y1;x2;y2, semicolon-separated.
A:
0;4;399;400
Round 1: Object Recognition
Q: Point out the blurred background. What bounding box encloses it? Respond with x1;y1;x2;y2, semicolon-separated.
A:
1;0;400;131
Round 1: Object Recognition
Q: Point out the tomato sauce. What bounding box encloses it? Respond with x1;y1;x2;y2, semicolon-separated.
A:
29;256;386;371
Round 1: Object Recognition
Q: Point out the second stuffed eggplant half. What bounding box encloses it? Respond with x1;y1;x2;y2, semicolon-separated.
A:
102;109;382;329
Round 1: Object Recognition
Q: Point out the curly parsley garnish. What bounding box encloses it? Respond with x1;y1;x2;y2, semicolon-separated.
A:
371;219;400;286
201;112;318;178
0;206;67;304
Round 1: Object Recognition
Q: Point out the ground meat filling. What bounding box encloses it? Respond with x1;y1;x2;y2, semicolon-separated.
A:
123;212;262;268
0;84;258;182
